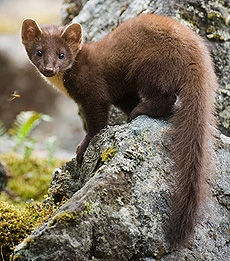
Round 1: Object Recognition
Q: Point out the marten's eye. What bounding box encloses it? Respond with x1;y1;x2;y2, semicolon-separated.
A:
37;50;43;57
58;53;65;59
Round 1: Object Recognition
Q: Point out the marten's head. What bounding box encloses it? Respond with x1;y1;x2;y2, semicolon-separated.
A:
21;19;83;77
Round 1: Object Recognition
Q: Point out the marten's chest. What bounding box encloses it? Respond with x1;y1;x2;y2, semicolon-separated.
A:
45;72;70;98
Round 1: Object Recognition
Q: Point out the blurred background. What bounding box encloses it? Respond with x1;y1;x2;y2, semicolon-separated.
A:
0;0;85;158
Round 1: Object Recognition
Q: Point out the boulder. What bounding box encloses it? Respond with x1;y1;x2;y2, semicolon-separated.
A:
14;117;230;260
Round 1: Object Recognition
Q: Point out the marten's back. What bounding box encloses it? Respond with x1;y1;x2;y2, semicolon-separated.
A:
99;14;205;59
96;14;210;95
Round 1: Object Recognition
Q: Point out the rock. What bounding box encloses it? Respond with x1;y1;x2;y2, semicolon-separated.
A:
14;117;230;260
0;161;8;192
62;0;230;134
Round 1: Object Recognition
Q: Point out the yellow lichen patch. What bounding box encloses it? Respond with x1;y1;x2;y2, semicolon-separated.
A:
101;146;118;162
207;11;225;22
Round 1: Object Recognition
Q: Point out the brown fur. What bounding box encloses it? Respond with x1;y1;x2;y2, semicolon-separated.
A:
21;14;218;247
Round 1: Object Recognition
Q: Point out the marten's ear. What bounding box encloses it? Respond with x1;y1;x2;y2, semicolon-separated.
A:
21;19;42;44
61;23;83;51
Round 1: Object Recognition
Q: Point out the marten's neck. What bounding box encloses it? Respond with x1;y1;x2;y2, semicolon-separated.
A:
44;72;68;97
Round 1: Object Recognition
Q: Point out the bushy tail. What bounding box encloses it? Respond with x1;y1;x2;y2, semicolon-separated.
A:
167;63;217;247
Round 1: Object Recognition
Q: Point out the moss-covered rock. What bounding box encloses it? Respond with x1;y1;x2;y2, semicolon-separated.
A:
174;0;230;134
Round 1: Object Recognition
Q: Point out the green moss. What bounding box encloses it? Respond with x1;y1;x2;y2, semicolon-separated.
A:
23;237;35;247
0;200;55;260
49;201;94;226
101;147;118;162
0;153;65;258
0;153;65;205
176;0;230;43
49;211;77;226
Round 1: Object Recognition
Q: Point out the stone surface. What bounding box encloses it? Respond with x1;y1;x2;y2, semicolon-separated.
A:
14;117;230;260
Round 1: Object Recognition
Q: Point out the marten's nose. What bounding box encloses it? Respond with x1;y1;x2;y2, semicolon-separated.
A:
43;68;56;77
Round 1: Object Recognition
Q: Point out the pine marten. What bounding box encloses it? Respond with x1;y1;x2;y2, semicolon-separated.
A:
21;14;217;248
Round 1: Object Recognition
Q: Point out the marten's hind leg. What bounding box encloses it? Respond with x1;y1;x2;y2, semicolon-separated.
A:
128;91;176;122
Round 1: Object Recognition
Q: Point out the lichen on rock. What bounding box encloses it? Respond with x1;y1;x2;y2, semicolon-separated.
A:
101;146;118;162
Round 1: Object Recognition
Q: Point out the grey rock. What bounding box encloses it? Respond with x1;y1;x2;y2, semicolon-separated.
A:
14;117;230;260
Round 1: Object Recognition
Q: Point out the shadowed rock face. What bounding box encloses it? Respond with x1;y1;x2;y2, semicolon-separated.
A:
14;117;230;260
